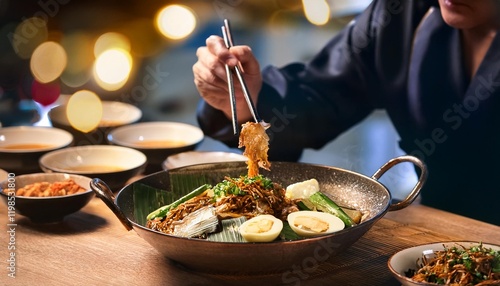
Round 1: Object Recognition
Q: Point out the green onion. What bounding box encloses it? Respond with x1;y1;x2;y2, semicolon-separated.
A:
307;191;356;227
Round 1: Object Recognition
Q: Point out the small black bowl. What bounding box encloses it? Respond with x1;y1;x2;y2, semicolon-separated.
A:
0;173;94;223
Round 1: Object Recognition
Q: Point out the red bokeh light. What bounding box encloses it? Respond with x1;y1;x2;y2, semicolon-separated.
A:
31;80;60;106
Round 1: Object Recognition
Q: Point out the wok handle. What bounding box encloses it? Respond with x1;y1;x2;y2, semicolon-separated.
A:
90;178;133;231
371;155;428;212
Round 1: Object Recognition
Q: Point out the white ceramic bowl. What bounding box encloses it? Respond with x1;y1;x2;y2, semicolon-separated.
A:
388;241;500;286
0;126;73;174
39;145;147;191
0;173;94;223
107;121;204;173
48;101;142;145
162;151;247;170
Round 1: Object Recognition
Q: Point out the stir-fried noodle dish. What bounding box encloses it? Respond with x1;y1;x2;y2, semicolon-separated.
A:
146;122;359;242
406;243;500;285
147;174;299;234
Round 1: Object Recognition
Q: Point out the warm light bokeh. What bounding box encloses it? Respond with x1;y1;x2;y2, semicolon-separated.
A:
302;0;330;26
31;80;60;106
155;5;197;40
94;32;131;57
66;90;103;133
30;41;67;83
61;32;94;88
93;48;133;91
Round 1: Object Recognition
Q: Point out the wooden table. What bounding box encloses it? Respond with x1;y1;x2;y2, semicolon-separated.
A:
1;197;499;286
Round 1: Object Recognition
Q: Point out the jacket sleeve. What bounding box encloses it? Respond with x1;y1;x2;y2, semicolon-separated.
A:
197;0;426;161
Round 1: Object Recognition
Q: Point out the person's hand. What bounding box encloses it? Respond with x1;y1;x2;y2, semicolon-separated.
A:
193;35;262;123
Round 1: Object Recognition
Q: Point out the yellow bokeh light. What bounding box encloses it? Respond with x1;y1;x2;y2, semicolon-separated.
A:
94;32;131;57
62;32;94;74
124;18;163;57
61;32;94;88
155;5;197;40
11;17;48;59
93;48;132;91
302;0;330;26
67;90;103;133
30;41;67;83
61;71;92;88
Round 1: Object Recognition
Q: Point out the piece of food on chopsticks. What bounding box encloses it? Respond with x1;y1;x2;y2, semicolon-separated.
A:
406;243;500;285
238;121;271;178
285;179;356;227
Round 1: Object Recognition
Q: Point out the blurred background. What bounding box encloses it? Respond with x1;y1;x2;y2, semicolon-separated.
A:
0;0;417;199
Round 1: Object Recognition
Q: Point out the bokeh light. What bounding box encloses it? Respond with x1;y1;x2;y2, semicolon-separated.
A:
31;80;60;106
302;0;330;26
12;17;48;59
94;32;131;57
124;18;163;57
93;48;132;91
30;41;67;83
155;5;197;40
66;90;103;133
61;32;94;88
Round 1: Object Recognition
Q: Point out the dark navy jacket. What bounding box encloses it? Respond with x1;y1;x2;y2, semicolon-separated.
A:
197;0;500;225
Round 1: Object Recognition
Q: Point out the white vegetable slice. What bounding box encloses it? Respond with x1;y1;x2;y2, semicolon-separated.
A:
285;178;320;200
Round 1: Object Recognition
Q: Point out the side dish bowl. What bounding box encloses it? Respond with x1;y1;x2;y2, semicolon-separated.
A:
39;145;147;190
0;173;94;223
48;100;142;145
91;156;427;275
162;151;247;170
0;126;73;174
388;241;500;286
107;121;204;173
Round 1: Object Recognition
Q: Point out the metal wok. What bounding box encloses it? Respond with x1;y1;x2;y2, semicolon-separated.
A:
91;155;427;275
